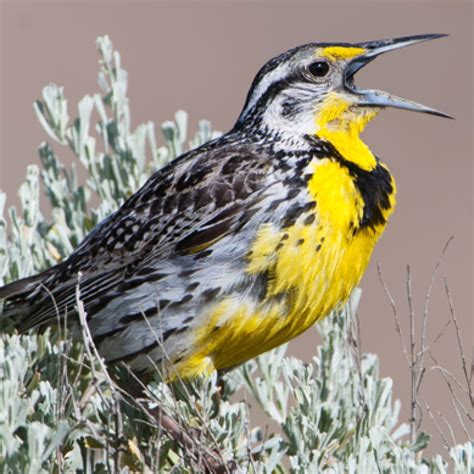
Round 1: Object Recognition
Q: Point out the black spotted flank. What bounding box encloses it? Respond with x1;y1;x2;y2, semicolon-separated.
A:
119;306;159;325
282;201;317;228
93;326;126;346
201;287;221;302
162;325;189;341
159;299;170;310
185;282;200;292
168;294;194;309
193;249;213;261
109;324;191;364
181;294;193;304
178;269;198;278
108;340;159;364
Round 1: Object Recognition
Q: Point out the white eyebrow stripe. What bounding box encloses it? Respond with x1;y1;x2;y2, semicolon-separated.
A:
238;63;292;121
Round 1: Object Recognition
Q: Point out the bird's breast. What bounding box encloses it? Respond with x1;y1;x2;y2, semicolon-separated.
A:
176;156;396;377
249;158;394;327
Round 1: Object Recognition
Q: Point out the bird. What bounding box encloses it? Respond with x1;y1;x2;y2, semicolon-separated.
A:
0;34;449;381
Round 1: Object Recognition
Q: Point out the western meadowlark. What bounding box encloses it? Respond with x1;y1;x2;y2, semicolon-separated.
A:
0;34;449;380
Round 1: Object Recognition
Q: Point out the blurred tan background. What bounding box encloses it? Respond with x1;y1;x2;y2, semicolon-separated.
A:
1;0;472;457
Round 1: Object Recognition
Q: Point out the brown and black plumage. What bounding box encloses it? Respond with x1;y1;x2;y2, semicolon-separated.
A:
0;35;449;379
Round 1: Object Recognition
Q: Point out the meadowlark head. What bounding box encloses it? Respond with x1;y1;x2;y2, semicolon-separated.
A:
236;34;450;142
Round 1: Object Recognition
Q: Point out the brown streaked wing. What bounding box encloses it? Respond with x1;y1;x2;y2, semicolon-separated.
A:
3;142;274;330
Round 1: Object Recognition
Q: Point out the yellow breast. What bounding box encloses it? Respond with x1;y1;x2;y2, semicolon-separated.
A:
175;99;396;378
175;156;395;379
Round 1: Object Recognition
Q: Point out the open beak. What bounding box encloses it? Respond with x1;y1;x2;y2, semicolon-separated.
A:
344;34;453;118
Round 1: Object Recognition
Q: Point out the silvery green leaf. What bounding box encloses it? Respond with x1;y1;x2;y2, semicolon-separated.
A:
128;124;148;173
76;95;95;164
19;165;41;230
97;70;110;95
449;441;472;473
412;431;431;453
391;422;410;441
431;455;448;473
96;35;113;66
146;121;158;164
174;110;188;144
36;83;69;144
34;100;61;144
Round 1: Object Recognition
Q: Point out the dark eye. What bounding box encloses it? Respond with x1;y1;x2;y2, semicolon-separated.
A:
308;61;330;78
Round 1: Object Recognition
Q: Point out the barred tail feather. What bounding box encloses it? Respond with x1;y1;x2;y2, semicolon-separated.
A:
1;264;128;333
0;271;51;329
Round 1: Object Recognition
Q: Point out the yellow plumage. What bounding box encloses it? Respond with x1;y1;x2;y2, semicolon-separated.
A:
177;100;396;378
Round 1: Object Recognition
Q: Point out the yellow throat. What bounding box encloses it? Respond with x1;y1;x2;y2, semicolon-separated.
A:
315;92;380;171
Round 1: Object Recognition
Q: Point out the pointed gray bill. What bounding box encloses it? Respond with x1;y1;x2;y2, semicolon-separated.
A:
344;34;453;119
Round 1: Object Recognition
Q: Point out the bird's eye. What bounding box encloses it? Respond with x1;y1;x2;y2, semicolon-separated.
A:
308;61;330;78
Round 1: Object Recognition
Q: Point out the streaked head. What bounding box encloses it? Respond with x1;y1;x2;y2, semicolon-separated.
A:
236;34;451;138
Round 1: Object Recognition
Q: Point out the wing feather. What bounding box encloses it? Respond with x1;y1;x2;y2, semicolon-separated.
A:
1;140;274;330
